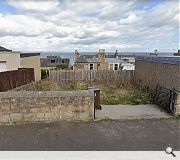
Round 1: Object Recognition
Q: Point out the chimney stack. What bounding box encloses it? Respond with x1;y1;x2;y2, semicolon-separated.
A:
98;49;105;63
115;50;118;58
74;50;79;62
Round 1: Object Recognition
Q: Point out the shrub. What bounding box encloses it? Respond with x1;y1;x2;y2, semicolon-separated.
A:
41;69;49;79
55;64;69;70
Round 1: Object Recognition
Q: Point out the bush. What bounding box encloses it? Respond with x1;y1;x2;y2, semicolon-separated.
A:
41;69;49;79
55;64;69;70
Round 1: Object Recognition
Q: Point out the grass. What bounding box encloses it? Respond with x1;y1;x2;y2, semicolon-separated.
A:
101;85;152;105
22;79;152;105
175;115;180;120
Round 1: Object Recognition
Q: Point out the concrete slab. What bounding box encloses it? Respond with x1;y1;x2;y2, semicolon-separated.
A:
95;104;171;120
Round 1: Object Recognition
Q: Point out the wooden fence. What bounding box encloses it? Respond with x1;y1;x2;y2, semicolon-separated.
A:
49;70;134;85
0;68;35;92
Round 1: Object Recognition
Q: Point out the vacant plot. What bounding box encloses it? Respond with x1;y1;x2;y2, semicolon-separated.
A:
15;79;152;105
101;85;152;105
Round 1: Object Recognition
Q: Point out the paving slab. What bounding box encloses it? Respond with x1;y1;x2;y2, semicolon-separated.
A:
95;104;171;120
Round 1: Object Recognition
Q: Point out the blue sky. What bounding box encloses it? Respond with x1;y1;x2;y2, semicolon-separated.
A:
0;0;16;13
0;0;179;52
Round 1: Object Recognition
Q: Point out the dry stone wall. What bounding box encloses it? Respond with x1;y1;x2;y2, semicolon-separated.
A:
0;90;94;124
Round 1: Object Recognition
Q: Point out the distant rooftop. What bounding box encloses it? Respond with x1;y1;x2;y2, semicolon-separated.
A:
20;53;40;58
46;55;69;60
0;46;12;52
105;58;124;63
136;56;180;65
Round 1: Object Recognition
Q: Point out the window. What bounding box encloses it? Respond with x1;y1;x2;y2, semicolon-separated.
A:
90;64;93;70
84;64;89;70
62;60;65;63
50;60;56;63
114;64;118;70
0;61;7;72
119;65;123;70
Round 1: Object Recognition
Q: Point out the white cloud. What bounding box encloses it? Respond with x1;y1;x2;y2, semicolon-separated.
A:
7;0;60;13
0;14;60;37
0;0;179;52
119;13;141;25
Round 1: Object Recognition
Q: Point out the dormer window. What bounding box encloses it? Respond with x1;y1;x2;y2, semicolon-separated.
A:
50;60;56;63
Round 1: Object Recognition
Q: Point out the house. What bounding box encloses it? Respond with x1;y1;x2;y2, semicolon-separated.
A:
105;57;125;70
20;53;41;81
0;46;41;81
174;50;180;56
0;46;21;72
40;56;70;68
121;62;135;70
74;49;135;70
74;50;100;70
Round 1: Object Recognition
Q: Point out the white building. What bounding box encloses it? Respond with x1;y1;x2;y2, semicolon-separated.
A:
121;63;135;70
105;57;135;70
0;46;41;81
0;46;21;72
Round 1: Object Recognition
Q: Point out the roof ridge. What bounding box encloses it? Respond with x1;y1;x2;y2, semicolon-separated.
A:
0;46;12;52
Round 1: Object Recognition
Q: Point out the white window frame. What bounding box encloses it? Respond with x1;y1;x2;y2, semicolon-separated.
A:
90;64;93;70
113;63;119;70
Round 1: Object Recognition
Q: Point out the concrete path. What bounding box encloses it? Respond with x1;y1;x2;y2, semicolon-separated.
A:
0;119;179;151
95;104;171;120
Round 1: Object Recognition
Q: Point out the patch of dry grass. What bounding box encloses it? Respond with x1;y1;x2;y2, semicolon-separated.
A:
100;85;152;105
20;80;152;105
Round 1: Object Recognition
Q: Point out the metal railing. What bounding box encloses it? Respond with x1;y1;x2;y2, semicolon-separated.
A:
154;84;177;115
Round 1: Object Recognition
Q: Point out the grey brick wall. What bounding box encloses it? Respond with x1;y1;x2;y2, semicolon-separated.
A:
175;93;180;115
134;60;180;91
0;90;94;124
134;59;180;115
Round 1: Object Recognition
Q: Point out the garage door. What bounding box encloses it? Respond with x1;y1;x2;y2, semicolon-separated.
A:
0;61;7;72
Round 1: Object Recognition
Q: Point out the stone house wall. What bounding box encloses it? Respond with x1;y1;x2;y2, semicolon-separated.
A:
0;90;94;124
74;62;109;70
74;63;100;70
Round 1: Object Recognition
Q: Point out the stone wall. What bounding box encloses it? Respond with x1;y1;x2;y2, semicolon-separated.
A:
74;63;99;70
0;90;94;124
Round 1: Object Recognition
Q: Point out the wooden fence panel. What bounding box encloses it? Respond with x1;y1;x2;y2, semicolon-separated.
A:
0;68;35;92
49;70;134;85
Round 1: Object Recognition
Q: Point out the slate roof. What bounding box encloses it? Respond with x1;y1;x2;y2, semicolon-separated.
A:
75;53;135;63
76;55;99;63
0;46;12;52
86;56;98;63
76;55;88;63
105;58;125;63
20;53;40;58
83;54;98;58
